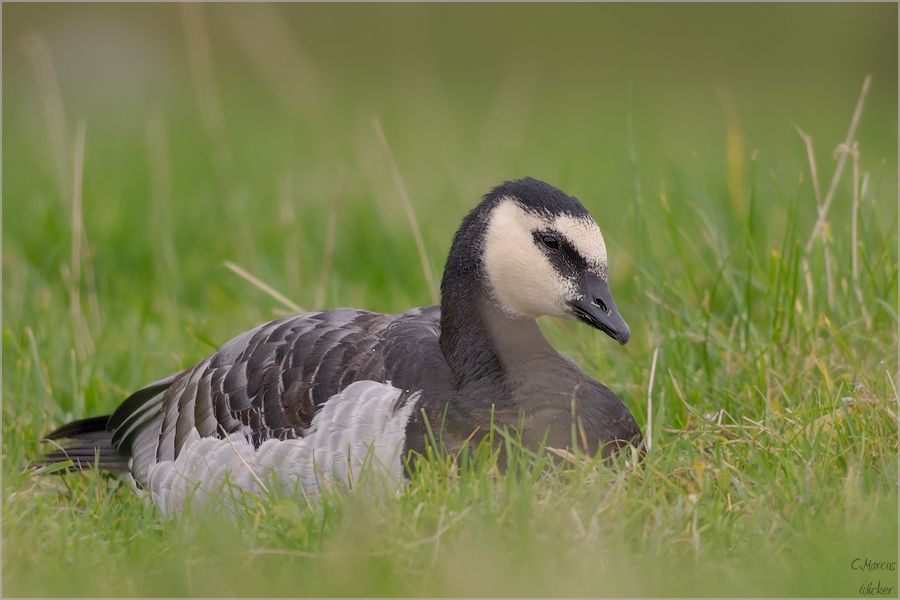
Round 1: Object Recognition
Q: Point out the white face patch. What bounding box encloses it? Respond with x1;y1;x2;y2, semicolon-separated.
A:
482;197;607;320
551;213;608;272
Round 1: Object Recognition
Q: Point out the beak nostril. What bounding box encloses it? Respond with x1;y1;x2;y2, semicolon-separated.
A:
592;298;608;313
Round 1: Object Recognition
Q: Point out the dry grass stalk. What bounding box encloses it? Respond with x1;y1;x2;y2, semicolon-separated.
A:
667;369;686;406
146;115;181;292
805;75;872;252
430;505;446;567
726;315;738;373
801;257;814;315
887;371;899;421
82;247;101;334
219;426;270;496
70;349;85;417
26;327;54;400
859;172;870;206
278;173;301;301
223;261;304;314
836;141;873;330
70;120;94;360
842;141;862;282
372;117;439;304
21;33;70;204
795;126;835;310
68;119;101;331
315;167;344;311
716;87;744;213
146;116;173;228
546;446;580;465
646;348;659;452
626;82;643;205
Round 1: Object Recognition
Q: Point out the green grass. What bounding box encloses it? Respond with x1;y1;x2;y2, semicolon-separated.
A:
3;3;898;597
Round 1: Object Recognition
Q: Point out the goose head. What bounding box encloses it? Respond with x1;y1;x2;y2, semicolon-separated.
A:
474;178;630;344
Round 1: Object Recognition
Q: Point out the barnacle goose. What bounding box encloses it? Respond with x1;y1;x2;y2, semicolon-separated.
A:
39;177;642;514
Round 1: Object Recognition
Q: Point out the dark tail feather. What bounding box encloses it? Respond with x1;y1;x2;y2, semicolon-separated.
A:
35;415;131;473
45;415;112;441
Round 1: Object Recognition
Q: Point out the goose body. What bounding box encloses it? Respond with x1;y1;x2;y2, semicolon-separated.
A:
40;178;642;514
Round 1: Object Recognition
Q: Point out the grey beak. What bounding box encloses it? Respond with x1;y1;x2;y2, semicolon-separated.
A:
569;272;630;345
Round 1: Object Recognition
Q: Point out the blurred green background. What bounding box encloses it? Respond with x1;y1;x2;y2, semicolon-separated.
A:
5;4;897;314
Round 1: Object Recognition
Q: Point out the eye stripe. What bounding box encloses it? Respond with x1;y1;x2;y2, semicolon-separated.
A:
557;241;589;276
532;230;589;278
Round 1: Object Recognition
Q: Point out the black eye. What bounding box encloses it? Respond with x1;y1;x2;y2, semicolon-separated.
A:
541;235;559;250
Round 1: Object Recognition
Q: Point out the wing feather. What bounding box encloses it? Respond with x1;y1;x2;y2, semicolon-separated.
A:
112;307;442;487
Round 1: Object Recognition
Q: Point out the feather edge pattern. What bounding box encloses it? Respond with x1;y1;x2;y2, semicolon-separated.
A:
143;380;420;515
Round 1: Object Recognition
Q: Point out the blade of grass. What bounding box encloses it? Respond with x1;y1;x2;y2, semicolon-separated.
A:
146;114;182;300
646;348;659;453
805;74;872;252
659;182;699;302
372;117;439;304
21;32;70;203
278;172;302;300
69;119;94;360
795;124;835;311
315;166;344;311
223;260;304;314
822;315;873;392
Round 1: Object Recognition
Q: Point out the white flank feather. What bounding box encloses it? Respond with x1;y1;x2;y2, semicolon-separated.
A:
142;381;419;516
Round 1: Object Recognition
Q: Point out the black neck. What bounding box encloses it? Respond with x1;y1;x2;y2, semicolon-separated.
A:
439;215;560;403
